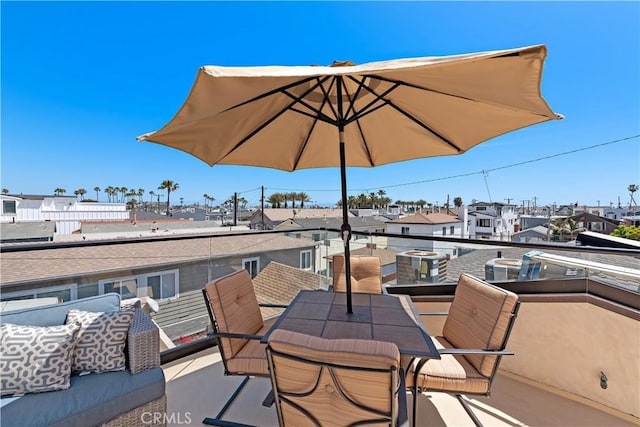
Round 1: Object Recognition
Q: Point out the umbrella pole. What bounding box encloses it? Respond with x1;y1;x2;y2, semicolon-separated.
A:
339;130;353;314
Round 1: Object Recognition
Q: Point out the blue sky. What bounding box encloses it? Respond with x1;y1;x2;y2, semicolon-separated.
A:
2;1;639;209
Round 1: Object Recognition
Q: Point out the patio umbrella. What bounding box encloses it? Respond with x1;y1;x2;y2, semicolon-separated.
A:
137;44;562;313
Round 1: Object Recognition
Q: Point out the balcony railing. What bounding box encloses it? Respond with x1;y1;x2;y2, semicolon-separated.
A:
1;228;638;354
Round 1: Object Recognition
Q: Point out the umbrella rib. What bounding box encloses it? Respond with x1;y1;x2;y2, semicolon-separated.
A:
341;82;376;166
221;76;337;160
369;74;554;119
343;75;399;122
290;83;333;170
281;76;340;126
387;99;463;152
223;75;319;112
343;74;463;152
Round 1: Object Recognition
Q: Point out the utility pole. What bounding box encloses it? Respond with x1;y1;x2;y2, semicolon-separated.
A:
261;186;265;230
504;197;513;204
233;192;238;226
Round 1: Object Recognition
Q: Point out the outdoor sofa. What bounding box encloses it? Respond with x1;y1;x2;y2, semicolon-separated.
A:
0;293;166;427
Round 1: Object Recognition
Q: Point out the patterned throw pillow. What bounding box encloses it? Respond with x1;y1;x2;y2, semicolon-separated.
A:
0;322;81;396
66;308;134;374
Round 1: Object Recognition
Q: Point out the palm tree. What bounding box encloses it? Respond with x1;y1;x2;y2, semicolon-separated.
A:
287;192;298;208
267;192;284;208
137;189;145;204
158;180;179;215
203;193;210;210
1;188;8;194
297;192;311;208
454;196;463;208
148;191;155;211
74;188;87;201
119;187;128;203
54;188;66;196
94;186;101;201
628;184;638;209
105;186;114;202
179;197;184;207
416;199;427;212
377;190;387;209
369;192;377;208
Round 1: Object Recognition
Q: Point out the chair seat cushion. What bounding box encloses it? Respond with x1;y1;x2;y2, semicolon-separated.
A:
225;324;271;376
406;336;489;395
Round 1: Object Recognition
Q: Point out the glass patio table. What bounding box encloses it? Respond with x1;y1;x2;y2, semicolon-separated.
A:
262;290;440;361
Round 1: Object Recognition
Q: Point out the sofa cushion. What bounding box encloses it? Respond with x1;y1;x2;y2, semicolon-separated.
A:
0;367;166;427
1;293;121;327
66;308;134;374
0;322;80;396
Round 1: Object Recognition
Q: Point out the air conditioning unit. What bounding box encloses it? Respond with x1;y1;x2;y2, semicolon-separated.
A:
485;258;522;281
396;250;448;284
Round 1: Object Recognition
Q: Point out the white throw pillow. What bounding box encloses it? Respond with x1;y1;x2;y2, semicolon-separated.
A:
0;322;81;396
66;308;134;374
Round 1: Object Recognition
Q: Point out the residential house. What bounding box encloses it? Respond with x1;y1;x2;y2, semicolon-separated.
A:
570;211;620;234
274;216;388;276
0;233;318;341
468;201;518;240
249;208;353;230
512;225;550;243
0;194;128;236
385;212;465;258
518;215;550;232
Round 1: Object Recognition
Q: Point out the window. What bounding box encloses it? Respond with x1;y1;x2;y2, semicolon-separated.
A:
442;227;447;235
100;276;139;300
312;233;321;241
99;269;179;301
476;206;487;211
450;226;455;235
477;219;491;227
401;226;410;235
143;270;178;300
300;250;312;270
243;257;260;278
1;284;77;303
2;200;16;215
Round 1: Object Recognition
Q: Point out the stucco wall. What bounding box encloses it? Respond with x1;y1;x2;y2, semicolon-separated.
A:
414;299;640;419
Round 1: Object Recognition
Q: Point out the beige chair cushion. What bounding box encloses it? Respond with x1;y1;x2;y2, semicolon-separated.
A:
225;323;271;376
268;330;400;426
205;270;264;363
406;336;490;395
442;274;518;377
332;255;382;294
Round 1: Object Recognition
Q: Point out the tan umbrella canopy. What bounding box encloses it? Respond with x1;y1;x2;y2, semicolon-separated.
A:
138;44;562;313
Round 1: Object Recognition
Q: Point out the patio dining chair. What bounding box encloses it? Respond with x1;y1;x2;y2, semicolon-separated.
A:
266;329;408;427
406;273;520;427
202;269;288;427
332;255;383;294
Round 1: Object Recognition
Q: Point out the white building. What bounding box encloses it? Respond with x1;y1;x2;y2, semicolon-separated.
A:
468;202;518;240
385;212;466;258
1;194;128;236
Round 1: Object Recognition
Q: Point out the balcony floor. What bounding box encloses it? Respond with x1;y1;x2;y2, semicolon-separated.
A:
163;347;637;427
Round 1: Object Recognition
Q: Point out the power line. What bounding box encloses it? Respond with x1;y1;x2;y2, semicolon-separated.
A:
265;134;639;194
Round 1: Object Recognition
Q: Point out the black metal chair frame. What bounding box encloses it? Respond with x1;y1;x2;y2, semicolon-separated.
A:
202;288;288;427
411;301;521;427
266;344;408;427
